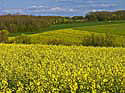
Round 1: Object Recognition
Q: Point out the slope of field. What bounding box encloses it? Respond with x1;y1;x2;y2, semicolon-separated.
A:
9;20;125;37
0;44;124;92
9;28;125;47
8;21;125;47
74;23;125;36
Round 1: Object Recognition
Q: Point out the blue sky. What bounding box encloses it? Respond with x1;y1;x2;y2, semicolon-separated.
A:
0;0;125;16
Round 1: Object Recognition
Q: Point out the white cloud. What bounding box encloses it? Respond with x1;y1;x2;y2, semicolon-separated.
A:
50;7;65;11
69;9;74;12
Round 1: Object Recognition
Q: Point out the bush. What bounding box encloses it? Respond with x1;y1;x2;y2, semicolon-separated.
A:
13;34;31;44
82;33;125;47
0;30;9;43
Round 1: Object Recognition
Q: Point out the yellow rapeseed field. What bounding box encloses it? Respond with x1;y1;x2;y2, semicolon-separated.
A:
0;44;124;93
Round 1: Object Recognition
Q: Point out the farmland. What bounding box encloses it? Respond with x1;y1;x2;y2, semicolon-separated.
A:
0;12;125;93
0;44;124;93
8;21;125;47
9;20;125;37
0;15;124;47
74;23;125;36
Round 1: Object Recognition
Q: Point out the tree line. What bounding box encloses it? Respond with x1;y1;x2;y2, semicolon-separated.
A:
0;15;88;33
85;10;125;21
0;15;65;33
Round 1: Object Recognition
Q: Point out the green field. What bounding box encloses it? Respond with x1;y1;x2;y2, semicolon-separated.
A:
0;44;124;92
9;21;125;37
74;23;125;36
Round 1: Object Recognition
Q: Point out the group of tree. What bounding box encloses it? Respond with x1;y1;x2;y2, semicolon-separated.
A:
85;10;125;21
0;15;66;33
63;16;88;23
0;14;89;33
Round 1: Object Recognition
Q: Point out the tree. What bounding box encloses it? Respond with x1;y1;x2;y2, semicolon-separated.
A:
0;30;9;42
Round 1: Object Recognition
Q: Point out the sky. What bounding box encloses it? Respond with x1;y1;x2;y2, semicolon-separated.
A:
0;0;125;16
